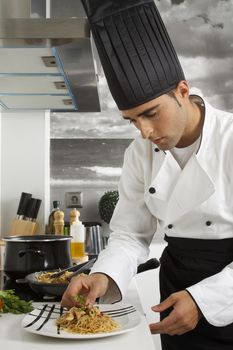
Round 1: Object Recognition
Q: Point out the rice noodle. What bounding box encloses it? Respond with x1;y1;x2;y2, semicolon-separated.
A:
56;304;120;334
36;271;73;284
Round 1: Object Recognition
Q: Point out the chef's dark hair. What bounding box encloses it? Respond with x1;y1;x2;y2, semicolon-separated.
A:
81;0;185;110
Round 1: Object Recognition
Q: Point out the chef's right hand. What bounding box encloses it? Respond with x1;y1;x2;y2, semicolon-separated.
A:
61;273;110;308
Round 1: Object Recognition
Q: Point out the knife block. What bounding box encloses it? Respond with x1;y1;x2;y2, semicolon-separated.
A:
9;219;37;236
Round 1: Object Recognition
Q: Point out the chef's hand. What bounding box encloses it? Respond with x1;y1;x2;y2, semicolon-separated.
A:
149;290;202;336
61;273;109;308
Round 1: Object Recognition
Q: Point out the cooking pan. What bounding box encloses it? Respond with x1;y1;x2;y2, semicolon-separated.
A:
25;258;160;298
3;235;73;279
25;260;94;297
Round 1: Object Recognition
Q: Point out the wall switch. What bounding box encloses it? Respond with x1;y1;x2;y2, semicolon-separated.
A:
65;191;83;208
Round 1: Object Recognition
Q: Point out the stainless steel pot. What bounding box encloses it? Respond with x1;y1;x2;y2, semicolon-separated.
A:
84;222;102;256
3;235;72;279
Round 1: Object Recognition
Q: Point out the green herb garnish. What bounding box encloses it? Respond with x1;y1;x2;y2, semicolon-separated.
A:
74;294;86;306
0;290;34;315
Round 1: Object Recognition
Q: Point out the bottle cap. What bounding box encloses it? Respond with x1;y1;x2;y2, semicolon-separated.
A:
53;200;60;207
70;208;80;225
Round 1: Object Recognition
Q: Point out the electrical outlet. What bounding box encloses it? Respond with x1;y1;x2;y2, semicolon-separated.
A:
65;191;83;208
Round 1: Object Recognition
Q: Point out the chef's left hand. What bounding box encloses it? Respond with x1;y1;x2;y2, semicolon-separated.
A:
149;290;202;336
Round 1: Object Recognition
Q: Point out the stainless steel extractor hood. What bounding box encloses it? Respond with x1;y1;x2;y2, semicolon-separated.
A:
0;0;101;112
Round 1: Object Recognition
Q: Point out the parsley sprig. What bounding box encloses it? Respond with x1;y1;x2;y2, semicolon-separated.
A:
0;290;34;315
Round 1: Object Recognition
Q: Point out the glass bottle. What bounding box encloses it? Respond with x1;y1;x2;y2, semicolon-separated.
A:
70;220;86;262
47;200;60;234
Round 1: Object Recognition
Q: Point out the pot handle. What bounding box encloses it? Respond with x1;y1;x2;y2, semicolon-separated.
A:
18;249;45;258
137;258;160;274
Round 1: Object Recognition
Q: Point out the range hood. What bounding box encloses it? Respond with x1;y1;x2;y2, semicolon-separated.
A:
0;0;101;112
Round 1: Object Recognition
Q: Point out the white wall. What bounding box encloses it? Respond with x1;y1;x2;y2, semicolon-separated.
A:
0;111;2;232
0;110;50;236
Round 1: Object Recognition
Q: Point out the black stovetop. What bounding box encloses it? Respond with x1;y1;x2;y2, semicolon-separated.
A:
0;271;60;302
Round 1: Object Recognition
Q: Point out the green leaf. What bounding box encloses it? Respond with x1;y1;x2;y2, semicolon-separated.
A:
0;290;34;314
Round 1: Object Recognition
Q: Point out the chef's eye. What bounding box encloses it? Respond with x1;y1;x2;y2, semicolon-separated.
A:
129;119;136;124
144;113;157;119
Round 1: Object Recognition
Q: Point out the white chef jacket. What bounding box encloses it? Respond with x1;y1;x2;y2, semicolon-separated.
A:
91;96;233;327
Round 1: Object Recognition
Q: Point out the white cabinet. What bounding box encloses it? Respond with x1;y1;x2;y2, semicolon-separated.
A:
0;48;59;74
0;95;74;110
0;48;74;110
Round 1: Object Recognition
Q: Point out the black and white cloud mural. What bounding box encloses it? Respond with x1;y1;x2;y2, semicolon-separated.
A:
51;0;233;140
50;0;233;195
158;0;233;112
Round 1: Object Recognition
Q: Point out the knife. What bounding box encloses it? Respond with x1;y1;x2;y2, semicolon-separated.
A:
24;198;42;222
31;199;42;222
16;192;32;220
24;198;37;221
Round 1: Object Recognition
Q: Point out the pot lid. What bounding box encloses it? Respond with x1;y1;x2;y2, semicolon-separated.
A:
3;235;72;242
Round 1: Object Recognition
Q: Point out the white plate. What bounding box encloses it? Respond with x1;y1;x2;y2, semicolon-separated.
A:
21;303;141;339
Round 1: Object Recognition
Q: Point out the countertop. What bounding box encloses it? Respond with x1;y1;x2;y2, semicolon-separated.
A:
0;278;156;350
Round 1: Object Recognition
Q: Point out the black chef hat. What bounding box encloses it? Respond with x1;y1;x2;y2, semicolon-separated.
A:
81;0;185;111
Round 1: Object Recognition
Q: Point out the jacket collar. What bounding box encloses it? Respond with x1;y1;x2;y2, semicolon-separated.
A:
150;97;215;224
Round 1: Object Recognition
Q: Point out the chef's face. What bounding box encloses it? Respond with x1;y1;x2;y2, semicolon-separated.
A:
121;81;191;150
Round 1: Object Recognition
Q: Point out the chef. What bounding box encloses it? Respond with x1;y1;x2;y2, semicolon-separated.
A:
62;1;233;349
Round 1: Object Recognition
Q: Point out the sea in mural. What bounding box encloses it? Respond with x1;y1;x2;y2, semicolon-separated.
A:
50;138;133;188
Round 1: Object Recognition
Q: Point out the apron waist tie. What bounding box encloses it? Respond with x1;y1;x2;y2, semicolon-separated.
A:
164;234;233;264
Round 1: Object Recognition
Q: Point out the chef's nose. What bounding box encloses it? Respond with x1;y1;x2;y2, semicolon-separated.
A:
139;120;153;139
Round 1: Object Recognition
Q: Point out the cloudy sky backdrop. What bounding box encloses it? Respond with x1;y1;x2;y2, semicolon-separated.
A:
51;0;233;139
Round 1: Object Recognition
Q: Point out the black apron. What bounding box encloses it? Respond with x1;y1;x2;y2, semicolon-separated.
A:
159;235;233;350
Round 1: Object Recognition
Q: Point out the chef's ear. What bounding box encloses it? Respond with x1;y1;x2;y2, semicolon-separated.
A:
176;80;190;99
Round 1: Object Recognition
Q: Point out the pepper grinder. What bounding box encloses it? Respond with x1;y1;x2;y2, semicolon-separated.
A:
54;210;64;235
69;208;80;226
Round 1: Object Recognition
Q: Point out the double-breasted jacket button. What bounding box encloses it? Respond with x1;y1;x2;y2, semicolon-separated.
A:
149;187;156;194
206;221;212;226
168;224;173;229
154;148;160;152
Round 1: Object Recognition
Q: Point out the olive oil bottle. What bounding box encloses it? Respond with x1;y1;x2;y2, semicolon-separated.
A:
47;200;60;234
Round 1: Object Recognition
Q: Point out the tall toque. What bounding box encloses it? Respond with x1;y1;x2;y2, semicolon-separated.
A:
81;0;185;110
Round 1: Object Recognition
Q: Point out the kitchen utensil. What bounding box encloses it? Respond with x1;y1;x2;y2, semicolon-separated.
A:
25;257;160;298
136;258;160;273
25;260;95;298
49;257;96;279
3;235;73;279
84;222;102;256
24;198;42;221
16;192;32;220
24;198;37;221
25;271;70;297
9;219;37;236
65;257;97;280
33;199;42;221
